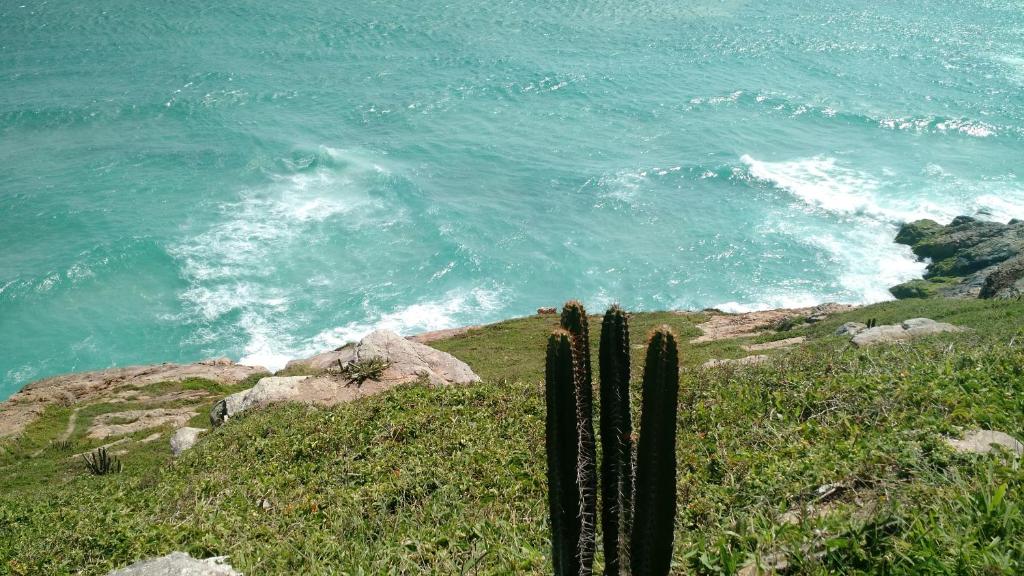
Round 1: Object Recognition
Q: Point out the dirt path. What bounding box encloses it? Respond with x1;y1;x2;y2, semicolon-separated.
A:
58;407;81;443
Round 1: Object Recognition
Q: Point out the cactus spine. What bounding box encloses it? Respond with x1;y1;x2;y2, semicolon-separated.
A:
560;300;597;575
599;305;633;576
630;326;680;576
546;329;583;576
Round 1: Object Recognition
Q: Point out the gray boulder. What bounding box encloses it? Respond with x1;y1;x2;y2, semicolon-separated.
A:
851;318;964;347
210;376;310;427
286;329;481;386
106;552;240;576
170;427;207;457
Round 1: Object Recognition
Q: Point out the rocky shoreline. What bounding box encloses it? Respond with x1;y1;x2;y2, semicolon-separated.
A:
890;215;1024;300
3;214;1017;440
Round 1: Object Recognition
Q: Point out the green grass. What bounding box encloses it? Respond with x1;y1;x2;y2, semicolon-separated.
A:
1;299;1023;574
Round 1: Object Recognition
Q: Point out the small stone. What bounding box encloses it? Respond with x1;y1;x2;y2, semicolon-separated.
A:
701;355;770;369
946;430;1023;456
170;427;206;456
835;322;867;336
536;307;557;315
105;552;240;576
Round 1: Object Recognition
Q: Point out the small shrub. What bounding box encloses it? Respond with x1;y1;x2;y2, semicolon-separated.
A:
83;447;122;476
338;357;391;386
50;440;73;452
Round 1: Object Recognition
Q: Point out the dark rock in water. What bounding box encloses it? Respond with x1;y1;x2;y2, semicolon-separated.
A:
894;219;943;246
979;255;1024;299
892;217;1024;299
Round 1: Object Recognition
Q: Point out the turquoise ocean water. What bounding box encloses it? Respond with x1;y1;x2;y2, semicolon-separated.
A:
2;0;1023;398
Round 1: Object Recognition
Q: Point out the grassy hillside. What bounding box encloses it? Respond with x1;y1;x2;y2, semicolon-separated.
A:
1;299;1023;575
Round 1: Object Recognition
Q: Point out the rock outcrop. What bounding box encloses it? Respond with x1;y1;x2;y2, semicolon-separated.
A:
106;552;240;576
88;407;199;440
690;303;855;343
0;360;266;437
850;318;965;347
210;330;480;426
287;329;480;386
891;216;1024;299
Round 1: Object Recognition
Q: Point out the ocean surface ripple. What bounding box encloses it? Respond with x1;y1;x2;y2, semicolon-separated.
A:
2;0;1023;394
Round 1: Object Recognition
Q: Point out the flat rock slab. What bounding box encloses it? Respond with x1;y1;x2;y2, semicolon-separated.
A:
691;303;855;343
88;407;199;440
171;427;207;456
106;552;240;576
701;355;770;369
946;430;1023;456
743;337;806;352
851;318;965;347
0;359;265;437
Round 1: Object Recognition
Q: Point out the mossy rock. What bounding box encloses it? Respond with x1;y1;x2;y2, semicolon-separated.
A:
890;277;962;299
894;219;943;247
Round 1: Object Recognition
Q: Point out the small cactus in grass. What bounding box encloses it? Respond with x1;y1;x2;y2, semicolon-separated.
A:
630;327;680;576
83;447;122;476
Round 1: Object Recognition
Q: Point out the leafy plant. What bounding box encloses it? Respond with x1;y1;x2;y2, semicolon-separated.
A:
83;447;122;476
338;357;391;386
50;440;73;452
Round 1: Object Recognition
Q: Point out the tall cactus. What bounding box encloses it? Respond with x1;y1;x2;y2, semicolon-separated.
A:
546;329;583;576
599;305;633;576
630;326;680;576
560;300;597;575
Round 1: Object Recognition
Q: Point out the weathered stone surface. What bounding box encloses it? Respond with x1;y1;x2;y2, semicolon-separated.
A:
835;322;867;336
87;407;199;440
851;318;964;347
0;360;266;437
288;329;480;386
690;304;856;343
979;255;1024;299
106;552;241;576
946;430;1023;456
211;376;311;426
701;355;770;369
170;427;206;456
212;331;481;426
892;216;1024;299
894;218;943;246
851;324;913;347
